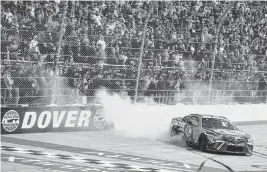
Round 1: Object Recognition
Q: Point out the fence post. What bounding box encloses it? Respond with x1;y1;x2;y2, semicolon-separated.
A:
134;2;156;103
7;46;10;65
51;2;67;104
208;2;235;104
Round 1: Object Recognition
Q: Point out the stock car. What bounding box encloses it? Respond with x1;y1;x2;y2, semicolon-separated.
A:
169;114;254;155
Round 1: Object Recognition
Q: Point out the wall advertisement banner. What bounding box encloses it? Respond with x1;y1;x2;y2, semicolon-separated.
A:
1;105;110;134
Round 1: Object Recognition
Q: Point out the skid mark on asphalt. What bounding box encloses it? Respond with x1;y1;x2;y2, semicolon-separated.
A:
251;164;267;170
1;145;194;172
187;147;267;172
255;145;267;149
253;151;267;160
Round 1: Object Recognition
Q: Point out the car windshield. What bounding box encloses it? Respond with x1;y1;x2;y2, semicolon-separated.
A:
202;118;236;130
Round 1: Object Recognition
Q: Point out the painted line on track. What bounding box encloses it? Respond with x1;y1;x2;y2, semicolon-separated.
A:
1;136;199;170
1;137;230;172
1;145;195;172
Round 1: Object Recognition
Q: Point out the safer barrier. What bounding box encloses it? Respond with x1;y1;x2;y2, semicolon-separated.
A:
1;105;112;134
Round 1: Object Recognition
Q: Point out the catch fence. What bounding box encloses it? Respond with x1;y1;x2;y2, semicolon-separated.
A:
1;1;266;106
1;57;266;106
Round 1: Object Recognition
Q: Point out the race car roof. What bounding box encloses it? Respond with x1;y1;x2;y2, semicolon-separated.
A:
190;114;228;120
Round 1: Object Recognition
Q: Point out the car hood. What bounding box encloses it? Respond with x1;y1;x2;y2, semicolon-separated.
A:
206;128;250;139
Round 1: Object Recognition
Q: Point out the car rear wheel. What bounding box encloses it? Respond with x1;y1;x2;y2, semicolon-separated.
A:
199;137;207;152
171;127;178;137
186;140;193;147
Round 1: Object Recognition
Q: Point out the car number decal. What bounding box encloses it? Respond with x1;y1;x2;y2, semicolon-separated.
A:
184;125;192;137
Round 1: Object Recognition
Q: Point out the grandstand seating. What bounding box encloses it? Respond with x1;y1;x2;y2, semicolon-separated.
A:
1;1;266;106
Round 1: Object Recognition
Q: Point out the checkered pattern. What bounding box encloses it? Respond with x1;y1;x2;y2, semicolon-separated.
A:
82;150;195;169
1;145;176;172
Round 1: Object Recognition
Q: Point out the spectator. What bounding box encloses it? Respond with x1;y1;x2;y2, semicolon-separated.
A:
1;67;19;106
96;35;106;63
29;35;40;60
1;1;267;105
256;73;267;103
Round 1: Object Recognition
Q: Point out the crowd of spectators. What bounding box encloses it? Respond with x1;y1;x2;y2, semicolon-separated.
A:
1;1;267;105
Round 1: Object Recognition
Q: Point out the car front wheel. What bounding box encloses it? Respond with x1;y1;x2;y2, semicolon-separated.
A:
199;137;207;152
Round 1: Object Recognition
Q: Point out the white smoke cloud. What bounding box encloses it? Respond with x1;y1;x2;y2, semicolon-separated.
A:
96;90;267;141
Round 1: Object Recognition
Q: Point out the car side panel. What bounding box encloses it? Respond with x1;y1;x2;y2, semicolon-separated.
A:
169;117;187;136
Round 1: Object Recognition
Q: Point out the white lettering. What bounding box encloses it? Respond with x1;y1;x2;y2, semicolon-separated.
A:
65;111;78;127
77;111;91;127
22;112;37;128
37;111;51;128
22;110;92;129
53;111;66;128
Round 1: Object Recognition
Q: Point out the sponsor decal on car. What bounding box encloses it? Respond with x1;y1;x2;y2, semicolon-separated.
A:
93;109;107;129
213;129;247;137
2;110;20;132
184;125;192;138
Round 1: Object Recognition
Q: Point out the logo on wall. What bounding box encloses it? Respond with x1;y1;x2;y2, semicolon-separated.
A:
2;110;20;132
93;109;107;130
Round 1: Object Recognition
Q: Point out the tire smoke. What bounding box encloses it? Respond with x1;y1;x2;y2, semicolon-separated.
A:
97;90;267;142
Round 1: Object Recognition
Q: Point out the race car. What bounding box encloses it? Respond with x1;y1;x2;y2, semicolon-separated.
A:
169;114;254;155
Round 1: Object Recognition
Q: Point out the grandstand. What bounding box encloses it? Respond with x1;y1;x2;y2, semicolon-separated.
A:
1;1;266;106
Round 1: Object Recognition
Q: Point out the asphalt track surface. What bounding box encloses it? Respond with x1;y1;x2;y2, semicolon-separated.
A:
1;123;267;172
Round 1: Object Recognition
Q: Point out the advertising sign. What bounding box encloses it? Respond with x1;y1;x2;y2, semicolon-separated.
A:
1;105;110;134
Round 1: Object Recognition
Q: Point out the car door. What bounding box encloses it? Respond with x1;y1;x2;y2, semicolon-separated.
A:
187;116;200;143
